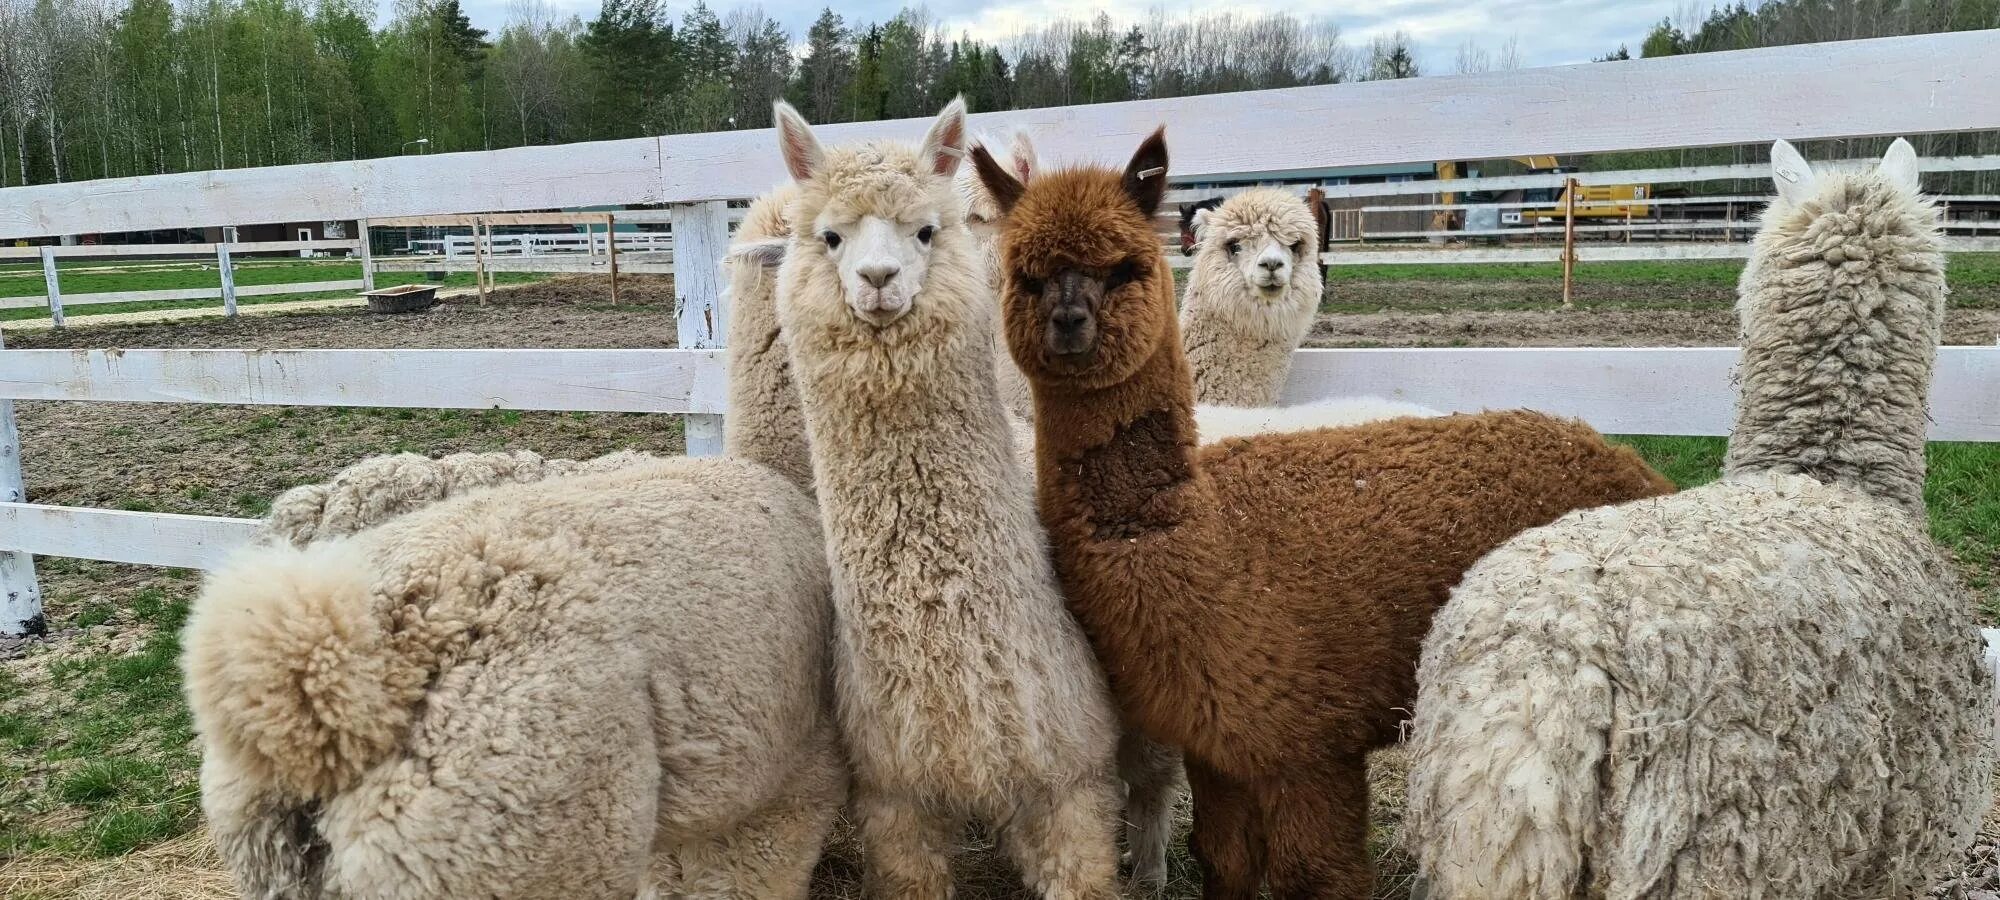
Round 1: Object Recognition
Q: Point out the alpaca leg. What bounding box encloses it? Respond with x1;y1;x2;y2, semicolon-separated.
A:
678;742;848;900
1117;730;1184;892
853;785;958;900
1186;759;1264;900
1261;754;1371;900
998;779;1122;900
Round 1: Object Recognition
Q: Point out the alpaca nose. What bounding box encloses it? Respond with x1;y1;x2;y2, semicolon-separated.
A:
857;262;899;288
1052;305;1089;331
1259;255;1285;272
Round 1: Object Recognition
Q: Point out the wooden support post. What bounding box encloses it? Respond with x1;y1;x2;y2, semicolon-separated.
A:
0;326;43;637
39;247;63;329
216;243;238;318
358;218;375;292
1560;177;1578;310
473;217;488;305
672;200;731;457
607;214;621;306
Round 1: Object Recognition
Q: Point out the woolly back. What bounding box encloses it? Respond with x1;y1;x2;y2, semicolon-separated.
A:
722;184;815;493
1724;139;1944;518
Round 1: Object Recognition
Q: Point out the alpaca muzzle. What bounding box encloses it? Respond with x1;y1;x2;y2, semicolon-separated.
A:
1046;271;1101;358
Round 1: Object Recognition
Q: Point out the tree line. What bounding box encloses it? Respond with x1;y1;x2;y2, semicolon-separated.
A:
0;0;1993;190
0;0;1405;187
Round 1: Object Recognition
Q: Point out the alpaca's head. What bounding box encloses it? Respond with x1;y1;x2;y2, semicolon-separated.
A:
960;130;1036;244
1740;138;1942;336
1186;187;1323;317
975;127;1176;389
772;98;975;341
1177;197;1223;255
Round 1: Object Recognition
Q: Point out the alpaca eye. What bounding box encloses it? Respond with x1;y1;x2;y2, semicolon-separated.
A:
917;225;936;245
1017;274;1045;295
822;231;842;250
1226;240;1241;256
1105;261;1141;292
1291;241;1305;255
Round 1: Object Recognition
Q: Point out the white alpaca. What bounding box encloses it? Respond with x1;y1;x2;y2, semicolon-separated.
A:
188;185;846;898
1403;139;1993;899
774;97;1125;899
1180;187;1324;408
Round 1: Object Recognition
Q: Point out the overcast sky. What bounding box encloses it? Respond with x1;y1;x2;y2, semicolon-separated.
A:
396;0;1688;72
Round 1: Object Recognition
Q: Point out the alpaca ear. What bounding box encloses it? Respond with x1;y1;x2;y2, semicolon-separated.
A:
727;237;789;270
1877;137;1921;195
920;96;970;178
1122;127;1170;217
1007;130;1037;182
1190;207;1213;236
971;144;1026;215
1769;140;1817;207
773;101;824;183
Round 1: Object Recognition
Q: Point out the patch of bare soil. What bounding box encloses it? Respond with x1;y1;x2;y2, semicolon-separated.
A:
1308;307;2000;348
1330;278;1736;311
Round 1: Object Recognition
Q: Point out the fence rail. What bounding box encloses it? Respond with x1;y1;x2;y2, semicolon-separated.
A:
1;346;1993;573
1;30;1998;633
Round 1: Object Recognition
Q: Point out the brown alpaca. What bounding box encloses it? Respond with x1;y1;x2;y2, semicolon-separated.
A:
972;131;1674;899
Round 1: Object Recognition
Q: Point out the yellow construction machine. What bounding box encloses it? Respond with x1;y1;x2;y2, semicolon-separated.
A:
1432;157;1650;233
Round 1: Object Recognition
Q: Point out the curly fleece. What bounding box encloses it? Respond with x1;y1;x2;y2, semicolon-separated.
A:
776;100;1124;898
723;183;816;492
188;457;844;899
1179;187;1324;407
982;131;1674;898
1405;146;1992;899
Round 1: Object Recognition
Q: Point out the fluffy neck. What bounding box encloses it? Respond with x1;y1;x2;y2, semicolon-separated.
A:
1030;314;1229;744
1722;185;1944;518
722;259;814;494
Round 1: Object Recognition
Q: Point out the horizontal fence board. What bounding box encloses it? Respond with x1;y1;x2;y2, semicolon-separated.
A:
0;502;259;569
5;32;1998;239
1280;347;2000;441
0;349;728;412
0;239;360;260
2;346;1992;439
0;279;364;310
372;256;675;274
0;138;665;241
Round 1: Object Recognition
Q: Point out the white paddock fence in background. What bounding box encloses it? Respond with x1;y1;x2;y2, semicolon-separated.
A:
0;31;1998;635
0;239;365;326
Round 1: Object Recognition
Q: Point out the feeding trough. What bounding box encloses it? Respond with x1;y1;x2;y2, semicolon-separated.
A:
363;283;441;314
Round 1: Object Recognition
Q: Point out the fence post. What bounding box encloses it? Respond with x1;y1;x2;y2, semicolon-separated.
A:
1560;176;1578;310
672;200;731;457
0;326;43;637
39;247;63;329
217;242;238;318
473;217;489;305
358;218;375;292
607;213;621;306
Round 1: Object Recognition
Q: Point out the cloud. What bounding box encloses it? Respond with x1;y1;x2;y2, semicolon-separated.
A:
417;0;1672;70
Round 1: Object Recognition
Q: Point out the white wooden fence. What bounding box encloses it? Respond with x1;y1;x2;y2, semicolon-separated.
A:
0;239;364;326
0;31;1997;634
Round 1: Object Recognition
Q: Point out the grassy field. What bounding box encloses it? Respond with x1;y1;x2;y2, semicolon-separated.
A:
1328;252;2000;290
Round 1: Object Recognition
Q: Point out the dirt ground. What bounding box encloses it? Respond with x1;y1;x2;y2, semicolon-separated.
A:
2;273;1995;898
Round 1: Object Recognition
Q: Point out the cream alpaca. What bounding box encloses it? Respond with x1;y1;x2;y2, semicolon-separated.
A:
774;98;1124;899
188;457;843;900
1404;139;1993;899
188;183;846;896
1180;187;1323;406
722;183;815;491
